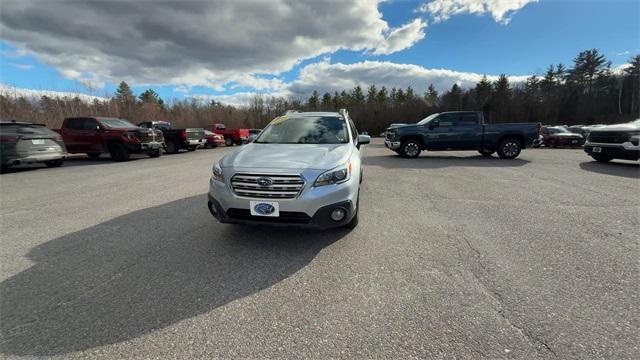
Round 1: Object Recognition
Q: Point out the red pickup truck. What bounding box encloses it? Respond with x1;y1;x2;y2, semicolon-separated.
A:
209;123;249;146
56;117;164;161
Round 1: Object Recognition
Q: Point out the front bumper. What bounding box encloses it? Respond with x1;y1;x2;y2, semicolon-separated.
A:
584;141;640;160
125;141;163;153
384;140;401;150
208;194;354;230
185;139;205;146
2;152;66;166
207;173;359;230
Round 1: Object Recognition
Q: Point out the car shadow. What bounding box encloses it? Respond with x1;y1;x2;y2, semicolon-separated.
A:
0;194;346;356
579;161;639;179
363;154;530;169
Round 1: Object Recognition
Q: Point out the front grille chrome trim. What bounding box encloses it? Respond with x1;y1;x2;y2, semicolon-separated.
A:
231;173;305;199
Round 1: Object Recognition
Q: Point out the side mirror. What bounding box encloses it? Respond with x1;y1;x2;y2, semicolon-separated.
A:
95;125;102;132
357;134;371;145
428;120;439;130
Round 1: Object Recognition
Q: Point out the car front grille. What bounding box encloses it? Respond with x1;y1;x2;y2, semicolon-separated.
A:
588;132;630;144
226;208;311;224
231;173;305;199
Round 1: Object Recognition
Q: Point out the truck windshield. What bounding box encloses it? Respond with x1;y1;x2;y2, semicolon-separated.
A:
99;118;136;129
254;116;349;144
417;113;440;125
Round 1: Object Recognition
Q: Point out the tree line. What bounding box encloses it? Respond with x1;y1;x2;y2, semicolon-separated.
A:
1;49;638;134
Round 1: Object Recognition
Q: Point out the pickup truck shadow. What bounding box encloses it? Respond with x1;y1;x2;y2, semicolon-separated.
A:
0;194;345;356
364;154;530;169
579;161;639;179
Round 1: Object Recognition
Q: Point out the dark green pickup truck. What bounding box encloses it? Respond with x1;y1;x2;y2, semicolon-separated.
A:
384;111;540;159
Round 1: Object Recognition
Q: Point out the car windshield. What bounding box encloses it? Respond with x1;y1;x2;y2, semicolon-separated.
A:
99;118;136;129
417;113;440;125
254;115;349;144
548;127;569;134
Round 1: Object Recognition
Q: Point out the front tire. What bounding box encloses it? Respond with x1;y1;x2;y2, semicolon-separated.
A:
109;142;130;162
400;139;422;158
497;138;522;159
45;159;64;167
225;137;234;146
187;146;197;152
165;139;179;154
346;192;360;229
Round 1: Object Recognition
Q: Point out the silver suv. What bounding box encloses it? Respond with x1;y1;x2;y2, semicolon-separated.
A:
207;110;370;229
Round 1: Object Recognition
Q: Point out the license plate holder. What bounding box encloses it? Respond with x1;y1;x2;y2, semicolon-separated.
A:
250;201;280;217
592;147;602;153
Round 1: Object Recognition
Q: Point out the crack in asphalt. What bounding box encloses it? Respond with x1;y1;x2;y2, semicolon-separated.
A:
455;226;558;358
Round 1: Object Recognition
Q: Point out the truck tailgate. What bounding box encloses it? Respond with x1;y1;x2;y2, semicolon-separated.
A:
185;128;204;140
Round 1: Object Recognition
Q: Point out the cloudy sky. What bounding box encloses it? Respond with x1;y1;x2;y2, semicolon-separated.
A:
0;0;638;105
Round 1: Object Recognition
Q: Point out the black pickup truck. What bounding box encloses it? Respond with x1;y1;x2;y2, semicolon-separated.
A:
384;111;540;159
138;121;205;154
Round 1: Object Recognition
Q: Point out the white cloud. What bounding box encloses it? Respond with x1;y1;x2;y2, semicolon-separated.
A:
0;0;426;90
372;18;428;55
417;0;538;24
0;84;107;102
285;59;528;97
9;63;33;70
189;92;266;107
616;50;630;56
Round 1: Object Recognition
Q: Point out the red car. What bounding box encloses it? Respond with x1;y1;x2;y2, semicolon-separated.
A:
209;123;249;146
203;130;225;148
56;117;163;161
540;126;585;148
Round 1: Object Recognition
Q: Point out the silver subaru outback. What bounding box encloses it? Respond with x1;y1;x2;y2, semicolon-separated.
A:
207;110;370;229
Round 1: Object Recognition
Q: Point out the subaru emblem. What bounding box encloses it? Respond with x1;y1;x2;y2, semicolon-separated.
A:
254;203;275;215
256;177;273;187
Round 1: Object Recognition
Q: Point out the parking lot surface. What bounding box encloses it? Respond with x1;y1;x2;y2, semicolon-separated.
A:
1;139;638;359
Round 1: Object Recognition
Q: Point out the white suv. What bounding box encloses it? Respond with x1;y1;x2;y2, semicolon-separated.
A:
207;110;370;229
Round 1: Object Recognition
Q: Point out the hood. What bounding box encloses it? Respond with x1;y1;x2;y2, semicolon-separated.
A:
590;121;640;132
220;143;352;171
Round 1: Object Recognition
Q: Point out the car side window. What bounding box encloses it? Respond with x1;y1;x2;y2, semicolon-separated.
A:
457;113;478;126
438;114;457;127
139;122;150;128
66;118;84;130
83;118;99;131
348;118;358;143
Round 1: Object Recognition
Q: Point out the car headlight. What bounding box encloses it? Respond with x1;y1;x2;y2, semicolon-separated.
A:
212;162;224;182
314;163;351;187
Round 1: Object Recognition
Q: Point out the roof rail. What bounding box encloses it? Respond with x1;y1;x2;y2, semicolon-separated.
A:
285;109;301;115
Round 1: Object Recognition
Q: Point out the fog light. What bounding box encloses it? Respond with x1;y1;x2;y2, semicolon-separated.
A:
330;208;346;222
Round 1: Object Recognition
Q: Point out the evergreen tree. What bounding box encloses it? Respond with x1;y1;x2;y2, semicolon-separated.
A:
307;90;320;109
366;85;377;104
376;86;388;105
424;84;439;107
139;89;161;104
351;85;365;104
321;92;332;109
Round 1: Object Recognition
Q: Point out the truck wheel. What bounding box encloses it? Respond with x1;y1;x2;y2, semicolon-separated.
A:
497;138;522;159
400;139;422;158
86;152;101;159
109;143;130;162
187;146;197;152
165;139;179;154
225;137;234;146
478;149;495;157
591;154;613;163
148;149;162;158
45;159;64;168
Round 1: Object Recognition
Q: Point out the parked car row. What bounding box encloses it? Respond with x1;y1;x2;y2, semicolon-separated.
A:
1;117;262;171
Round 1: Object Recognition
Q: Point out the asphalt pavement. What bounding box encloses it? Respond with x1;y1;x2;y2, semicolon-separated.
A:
1;139;638;359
